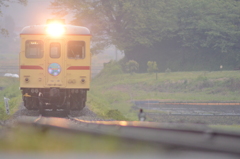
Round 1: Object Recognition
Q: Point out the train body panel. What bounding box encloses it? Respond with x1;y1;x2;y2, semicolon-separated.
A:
20;35;91;89
19;20;91;112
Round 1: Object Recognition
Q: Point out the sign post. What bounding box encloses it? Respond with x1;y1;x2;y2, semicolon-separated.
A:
4;97;10;115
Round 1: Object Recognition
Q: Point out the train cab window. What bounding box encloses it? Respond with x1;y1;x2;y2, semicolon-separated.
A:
50;42;61;58
25;40;43;58
67;41;85;59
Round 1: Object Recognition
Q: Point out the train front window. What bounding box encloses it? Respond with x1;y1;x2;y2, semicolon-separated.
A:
67;41;85;59
25;40;43;58
50;42;61;58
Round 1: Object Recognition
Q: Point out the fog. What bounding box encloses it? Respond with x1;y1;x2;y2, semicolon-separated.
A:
0;0;72;55
2;0;52;29
1;0;75;33
0;0;123;62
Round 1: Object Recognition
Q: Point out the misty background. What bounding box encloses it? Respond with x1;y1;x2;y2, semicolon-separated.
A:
0;0;121;67
1;0;239;72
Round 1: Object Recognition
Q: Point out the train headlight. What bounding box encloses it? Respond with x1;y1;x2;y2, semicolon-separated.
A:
46;23;65;37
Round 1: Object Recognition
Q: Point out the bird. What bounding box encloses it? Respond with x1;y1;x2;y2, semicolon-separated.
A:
138;109;146;121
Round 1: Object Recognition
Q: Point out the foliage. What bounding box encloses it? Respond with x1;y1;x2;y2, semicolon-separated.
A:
0;78;21;120
165;68;171;73
125;60;139;74
51;0;176;53
106;109;128;120
98;61;123;77
52;0;240;71
87;89;131;120
0;0;27;35
0;0;27;56
147;61;158;73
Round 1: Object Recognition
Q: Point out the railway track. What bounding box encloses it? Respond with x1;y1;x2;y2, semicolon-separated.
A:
15;115;240;157
133;101;240;117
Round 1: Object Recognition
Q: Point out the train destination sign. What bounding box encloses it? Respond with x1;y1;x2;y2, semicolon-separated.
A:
48;63;61;76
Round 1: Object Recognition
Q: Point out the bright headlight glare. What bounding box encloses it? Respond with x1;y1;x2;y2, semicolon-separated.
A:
46;23;65;37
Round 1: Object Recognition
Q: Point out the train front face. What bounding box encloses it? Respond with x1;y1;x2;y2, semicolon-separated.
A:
19;20;91;111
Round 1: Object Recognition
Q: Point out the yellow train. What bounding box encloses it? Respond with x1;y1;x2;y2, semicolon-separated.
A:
19;19;91;113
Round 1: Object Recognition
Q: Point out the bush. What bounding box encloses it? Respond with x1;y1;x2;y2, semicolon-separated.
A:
165;68;171;73
147;61;158;73
0;82;21;120
125;60;139;74
98;61;123;76
106;109;128;120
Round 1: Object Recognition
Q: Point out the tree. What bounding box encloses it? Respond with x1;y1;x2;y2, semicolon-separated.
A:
147;61;158;73
51;0;176;53
0;0;27;36
51;0;240;71
174;0;240;53
4;15;15;37
125;60;139;74
147;61;158;79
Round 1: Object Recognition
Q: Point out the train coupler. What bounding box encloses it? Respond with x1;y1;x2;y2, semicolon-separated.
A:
23;93;31;97
49;88;60;97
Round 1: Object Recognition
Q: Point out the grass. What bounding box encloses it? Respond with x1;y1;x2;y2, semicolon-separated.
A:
87;64;240;121
87;91;130;120
1;65;240;122
0;77;21;120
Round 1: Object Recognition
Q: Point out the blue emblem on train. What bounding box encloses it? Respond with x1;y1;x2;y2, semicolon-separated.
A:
48;63;61;76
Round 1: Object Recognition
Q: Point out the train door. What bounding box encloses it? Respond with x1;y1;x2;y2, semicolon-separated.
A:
45;39;65;87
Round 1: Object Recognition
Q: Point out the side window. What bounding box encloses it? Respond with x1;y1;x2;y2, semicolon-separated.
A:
50;42;61;58
67;41;85;59
25;40;43;58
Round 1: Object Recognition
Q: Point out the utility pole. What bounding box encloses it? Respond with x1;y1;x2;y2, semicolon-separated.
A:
115;47;118;61
4;97;10;115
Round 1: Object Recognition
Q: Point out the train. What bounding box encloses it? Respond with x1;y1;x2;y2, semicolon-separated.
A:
19;19;91;114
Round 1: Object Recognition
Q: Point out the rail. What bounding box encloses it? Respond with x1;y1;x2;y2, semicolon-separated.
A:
134;101;240;105
17;116;240;155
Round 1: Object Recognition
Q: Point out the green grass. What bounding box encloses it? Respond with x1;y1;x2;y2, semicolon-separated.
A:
0;77;21;120
87;91;130;120
87;66;240;121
